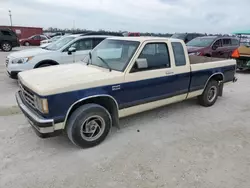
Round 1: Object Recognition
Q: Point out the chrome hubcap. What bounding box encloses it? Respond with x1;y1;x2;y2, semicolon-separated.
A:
2;43;11;51
80;115;105;141
207;86;217;102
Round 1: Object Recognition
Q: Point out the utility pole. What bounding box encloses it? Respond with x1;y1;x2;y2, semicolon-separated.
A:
9;10;12;27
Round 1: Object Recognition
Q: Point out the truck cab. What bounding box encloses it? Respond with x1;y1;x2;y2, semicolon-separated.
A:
16;37;237;148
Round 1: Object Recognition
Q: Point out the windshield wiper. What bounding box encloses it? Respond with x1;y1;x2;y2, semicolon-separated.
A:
97;56;112;72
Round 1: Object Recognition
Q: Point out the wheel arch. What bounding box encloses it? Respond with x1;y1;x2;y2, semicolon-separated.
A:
203;72;224;90
63;95;119;129
34;60;59;68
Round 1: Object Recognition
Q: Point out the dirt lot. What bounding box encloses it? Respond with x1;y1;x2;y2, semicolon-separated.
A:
0;48;250;188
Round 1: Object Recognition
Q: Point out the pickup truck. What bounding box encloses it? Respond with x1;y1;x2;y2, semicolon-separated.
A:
16;37;237;148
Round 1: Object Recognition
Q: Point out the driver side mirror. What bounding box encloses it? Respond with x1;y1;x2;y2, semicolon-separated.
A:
136;58;148;69
68;47;76;55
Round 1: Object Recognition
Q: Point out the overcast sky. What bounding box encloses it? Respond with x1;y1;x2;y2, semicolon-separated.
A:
0;0;249;33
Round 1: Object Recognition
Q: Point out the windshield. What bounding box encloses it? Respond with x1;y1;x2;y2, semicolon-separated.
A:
45;36;75;50
187;38;215;47
50;36;61;42
83;39;140;72
171;33;187;40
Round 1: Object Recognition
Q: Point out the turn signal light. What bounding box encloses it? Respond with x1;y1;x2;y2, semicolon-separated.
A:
231;49;240;58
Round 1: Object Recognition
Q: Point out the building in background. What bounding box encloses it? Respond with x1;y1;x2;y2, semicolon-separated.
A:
0;25;43;39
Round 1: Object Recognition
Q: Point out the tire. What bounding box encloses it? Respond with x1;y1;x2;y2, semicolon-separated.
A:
198;80;219;107
66;103;112;148
24;42;30;46
36;63;52;68
1;41;12;52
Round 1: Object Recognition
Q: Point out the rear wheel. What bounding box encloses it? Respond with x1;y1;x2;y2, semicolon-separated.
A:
24;42;30;46
66;104;112;148
1;42;12;52
198;80;219;107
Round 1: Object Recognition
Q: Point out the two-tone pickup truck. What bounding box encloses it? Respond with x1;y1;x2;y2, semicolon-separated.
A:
16;37;237;148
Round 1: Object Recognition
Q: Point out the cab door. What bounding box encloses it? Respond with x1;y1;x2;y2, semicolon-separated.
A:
120;41;190;109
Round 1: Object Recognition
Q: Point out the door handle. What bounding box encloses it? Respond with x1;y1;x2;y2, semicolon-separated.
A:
165;71;174;75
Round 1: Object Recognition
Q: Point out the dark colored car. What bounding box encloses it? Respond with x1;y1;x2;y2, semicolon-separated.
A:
19;35;49;46
187;36;240;58
0;28;20;52
171;33;204;43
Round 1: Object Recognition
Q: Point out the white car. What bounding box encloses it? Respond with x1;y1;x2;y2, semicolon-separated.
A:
40;36;62;47
6;34;114;79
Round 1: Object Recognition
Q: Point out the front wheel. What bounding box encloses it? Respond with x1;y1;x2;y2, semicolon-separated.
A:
198;80;219;107
66;104;112;148
1;42;12;52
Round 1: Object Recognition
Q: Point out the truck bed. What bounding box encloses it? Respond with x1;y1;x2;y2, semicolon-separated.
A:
189;55;227;64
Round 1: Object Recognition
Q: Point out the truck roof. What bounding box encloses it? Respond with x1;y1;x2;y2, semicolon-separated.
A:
108;36;183;43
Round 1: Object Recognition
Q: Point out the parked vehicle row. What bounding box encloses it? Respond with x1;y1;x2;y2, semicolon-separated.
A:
15;36;237;148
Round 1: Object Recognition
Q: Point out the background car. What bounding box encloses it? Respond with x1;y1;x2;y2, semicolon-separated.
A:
0;28;20;52
187;36;240;58
6;34;119;78
19;34;49;46
171;33;204;43
40;35;62;47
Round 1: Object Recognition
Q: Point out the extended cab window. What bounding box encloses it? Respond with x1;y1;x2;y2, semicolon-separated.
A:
171;42;186;66
135;43;170;71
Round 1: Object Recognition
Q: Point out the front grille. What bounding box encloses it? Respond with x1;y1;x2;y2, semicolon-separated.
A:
19;82;36;108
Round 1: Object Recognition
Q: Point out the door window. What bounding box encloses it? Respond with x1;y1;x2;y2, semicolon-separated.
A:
231;39;239;46
93;38;106;48
33;35;40;40
1;30;12;36
213;39;222;48
222;39;231;46
133;43;170;72
70;39;93;51
40;36;47;40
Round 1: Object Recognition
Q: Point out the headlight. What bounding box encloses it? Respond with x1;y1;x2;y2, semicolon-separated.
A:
12;57;33;64
34;96;49;114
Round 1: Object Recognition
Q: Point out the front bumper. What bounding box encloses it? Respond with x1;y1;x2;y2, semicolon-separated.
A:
16;91;62;138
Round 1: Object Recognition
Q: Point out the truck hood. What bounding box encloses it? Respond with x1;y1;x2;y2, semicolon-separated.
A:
8;48;52;59
18;63;124;96
187;46;205;52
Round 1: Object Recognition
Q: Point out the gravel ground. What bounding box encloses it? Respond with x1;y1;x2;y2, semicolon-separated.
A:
0;47;33;115
0;72;250;188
